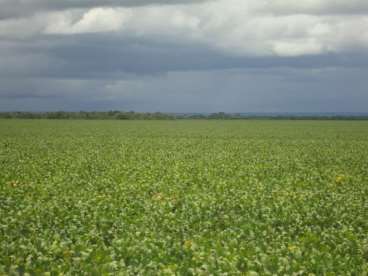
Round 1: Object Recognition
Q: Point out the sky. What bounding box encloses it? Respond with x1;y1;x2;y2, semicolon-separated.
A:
0;0;368;113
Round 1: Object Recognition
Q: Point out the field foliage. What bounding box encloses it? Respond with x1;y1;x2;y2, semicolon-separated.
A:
1;120;368;274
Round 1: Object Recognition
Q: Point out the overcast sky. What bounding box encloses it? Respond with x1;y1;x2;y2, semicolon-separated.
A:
1;0;368;112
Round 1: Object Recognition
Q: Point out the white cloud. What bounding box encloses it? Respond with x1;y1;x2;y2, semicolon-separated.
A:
263;0;368;14
45;8;132;34
1;0;368;57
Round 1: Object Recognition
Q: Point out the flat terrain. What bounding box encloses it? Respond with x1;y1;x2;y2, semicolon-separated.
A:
1;120;368;274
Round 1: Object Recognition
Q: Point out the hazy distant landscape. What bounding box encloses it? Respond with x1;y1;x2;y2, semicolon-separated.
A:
1;111;368;120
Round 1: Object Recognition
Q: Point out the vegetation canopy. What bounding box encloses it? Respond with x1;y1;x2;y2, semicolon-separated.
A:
0;120;368;274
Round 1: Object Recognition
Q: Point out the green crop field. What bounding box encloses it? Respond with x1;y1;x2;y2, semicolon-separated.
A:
1;120;368;275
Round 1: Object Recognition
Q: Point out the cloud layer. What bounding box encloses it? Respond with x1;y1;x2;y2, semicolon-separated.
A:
0;0;368;112
0;0;208;19
2;0;368;57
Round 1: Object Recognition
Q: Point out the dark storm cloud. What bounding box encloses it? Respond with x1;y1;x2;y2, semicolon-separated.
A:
1;67;368;113
1;32;368;113
3;33;368;81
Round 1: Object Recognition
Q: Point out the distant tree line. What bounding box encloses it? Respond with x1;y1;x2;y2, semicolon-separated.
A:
0;111;367;120
0;111;175;120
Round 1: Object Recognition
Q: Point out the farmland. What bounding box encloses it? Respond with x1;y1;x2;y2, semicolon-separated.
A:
1;120;368;275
